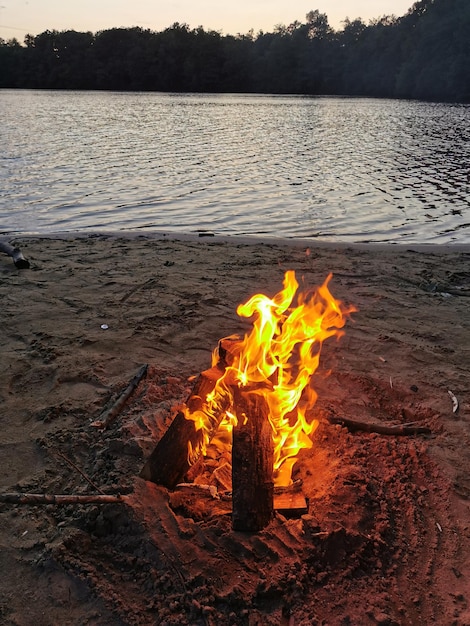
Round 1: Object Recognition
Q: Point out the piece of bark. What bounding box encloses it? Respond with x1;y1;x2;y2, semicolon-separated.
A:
218;336;242;366
140;364;228;488
91;364;148;429
326;414;431;436
0;493;125;505
232;385;274;532
0;241;30;269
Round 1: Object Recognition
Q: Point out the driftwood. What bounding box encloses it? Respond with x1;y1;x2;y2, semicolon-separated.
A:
0;493;125;505
231;386;274;531
326;415;432;436
91;364;148;429
0;241;30;269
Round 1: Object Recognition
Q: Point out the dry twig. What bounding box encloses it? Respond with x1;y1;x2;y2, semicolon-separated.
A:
91;363;148;429
326;414;431;436
53;450;106;494
120;277;158;303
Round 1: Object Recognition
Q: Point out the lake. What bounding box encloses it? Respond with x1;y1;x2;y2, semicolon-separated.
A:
1;90;469;244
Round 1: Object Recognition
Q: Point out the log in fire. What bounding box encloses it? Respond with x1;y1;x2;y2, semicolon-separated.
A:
141;271;355;531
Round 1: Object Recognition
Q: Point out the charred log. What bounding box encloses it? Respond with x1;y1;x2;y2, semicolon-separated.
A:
140;339;241;489
231;385;274;532
140;365;227;489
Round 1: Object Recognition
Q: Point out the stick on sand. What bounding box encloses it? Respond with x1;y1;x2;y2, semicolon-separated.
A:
0;493;126;505
91;364;148;429
326;414;432;436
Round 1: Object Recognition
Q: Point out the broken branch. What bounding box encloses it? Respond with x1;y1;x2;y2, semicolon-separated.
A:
140;364;228;488
91;363;148;429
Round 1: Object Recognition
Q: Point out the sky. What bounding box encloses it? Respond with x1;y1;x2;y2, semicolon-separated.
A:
0;1;415;43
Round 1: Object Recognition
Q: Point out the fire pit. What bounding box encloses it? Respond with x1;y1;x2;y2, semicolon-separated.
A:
141;270;355;531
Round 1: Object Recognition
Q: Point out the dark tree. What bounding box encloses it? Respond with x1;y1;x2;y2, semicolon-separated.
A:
0;1;468;101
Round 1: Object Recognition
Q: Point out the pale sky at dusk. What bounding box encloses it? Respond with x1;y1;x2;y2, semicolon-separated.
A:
0;1;415;43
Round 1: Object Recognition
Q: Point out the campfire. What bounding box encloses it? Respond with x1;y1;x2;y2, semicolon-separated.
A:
141;270;354;531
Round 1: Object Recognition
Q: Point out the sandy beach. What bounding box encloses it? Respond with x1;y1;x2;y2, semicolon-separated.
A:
1;234;469;625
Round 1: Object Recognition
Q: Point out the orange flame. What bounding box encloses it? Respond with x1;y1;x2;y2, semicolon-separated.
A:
184;270;354;486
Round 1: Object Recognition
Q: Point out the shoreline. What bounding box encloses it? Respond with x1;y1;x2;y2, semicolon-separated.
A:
5;229;470;254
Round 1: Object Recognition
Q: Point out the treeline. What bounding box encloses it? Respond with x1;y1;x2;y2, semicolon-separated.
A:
1;0;469;101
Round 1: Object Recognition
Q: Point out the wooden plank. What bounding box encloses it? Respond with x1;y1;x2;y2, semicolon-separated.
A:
274;492;308;517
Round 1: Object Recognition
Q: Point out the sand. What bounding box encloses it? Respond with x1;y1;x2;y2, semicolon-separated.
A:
0;234;469;625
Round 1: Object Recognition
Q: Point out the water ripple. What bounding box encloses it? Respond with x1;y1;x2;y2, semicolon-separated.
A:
0;91;469;243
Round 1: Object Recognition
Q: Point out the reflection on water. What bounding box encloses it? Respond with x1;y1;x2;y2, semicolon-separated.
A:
0;91;469;243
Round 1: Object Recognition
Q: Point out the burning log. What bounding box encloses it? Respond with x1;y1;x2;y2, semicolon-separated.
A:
231;385;274;532
140;364;227;489
0;241;30;269
141;337;241;488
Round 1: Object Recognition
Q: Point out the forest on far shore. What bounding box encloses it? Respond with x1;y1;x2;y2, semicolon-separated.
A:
1;0;469;102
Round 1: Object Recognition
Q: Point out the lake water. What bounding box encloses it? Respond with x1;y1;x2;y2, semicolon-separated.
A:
1;90;469;244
